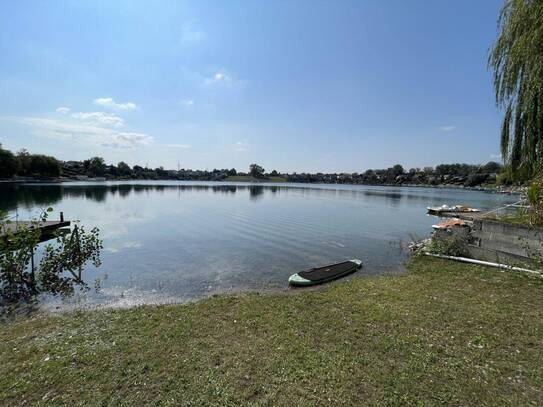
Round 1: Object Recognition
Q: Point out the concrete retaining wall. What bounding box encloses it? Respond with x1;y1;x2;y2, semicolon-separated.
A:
467;219;543;266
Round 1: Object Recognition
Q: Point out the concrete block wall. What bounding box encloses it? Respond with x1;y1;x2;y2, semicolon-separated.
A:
467;219;543;266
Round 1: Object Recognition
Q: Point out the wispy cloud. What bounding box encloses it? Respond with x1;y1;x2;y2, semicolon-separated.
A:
56;107;70;114
181;99;195;107
439;126;455;132
204;70;246;89
71;111;124;127
14;116;152;149
235;141;248;152
162;143;191;148
94;97;137;110
179;25;205;45
490;153;502;160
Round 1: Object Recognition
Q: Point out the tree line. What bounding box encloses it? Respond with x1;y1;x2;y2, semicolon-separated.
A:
0;146;506;187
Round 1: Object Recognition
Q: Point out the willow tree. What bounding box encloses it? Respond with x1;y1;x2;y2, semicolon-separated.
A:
489;0;543;179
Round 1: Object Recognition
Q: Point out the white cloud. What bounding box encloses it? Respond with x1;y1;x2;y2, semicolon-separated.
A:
206;72;229;85
56;107;70;114
439;126;455;132
181;99;195;107
235;141;248;152
162;143;191;148
15;117;153;149
94;97;137;110
204;70;246;89
490;154;502;160
180;25;205;45
71;111;124;127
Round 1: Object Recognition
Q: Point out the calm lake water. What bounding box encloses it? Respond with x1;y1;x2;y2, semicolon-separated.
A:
1;182;516;310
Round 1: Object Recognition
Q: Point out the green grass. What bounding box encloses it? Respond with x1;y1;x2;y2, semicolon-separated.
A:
483;211;540;227
1;257;542;405
224;175;287;183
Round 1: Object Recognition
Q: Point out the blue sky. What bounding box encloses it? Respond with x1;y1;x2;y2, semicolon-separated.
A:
0;0;504;173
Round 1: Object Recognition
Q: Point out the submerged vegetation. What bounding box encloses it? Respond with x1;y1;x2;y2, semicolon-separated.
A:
0;257;541;405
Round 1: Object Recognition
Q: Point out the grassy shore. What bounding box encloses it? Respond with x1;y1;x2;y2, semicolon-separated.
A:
224;175;287;182
1;257;542;405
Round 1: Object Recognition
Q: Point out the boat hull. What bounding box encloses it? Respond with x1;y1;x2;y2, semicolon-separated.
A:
289;259;362;287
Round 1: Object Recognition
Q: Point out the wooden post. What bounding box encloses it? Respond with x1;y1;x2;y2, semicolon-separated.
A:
60;212;64;222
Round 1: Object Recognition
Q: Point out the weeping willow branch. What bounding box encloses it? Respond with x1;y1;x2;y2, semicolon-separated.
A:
489;0;543;179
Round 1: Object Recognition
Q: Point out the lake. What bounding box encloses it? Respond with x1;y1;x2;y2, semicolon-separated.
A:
1;182;516;310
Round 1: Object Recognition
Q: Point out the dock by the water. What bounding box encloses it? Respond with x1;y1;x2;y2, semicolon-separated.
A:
1;212;71;241
1;220;71;236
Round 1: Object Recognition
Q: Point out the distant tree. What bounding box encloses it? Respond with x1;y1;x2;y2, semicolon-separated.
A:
270;169;279;176
423;167;434;175
85;157;106;177
117;161;132;177
16;149;32;176
228;168;237;176
106;165;118;177
391;164;404;176
435;164;450;176
249;163;265;178
482;161;503;173
465;173;489;187
155;166;168;178
132;165;144;177
0;148;19;179
29;155;60;177
489;0;543;179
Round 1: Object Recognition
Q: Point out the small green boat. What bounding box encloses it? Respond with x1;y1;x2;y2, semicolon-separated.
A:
288;259;362;286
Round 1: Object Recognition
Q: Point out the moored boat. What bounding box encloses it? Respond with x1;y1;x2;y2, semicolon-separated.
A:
426;204;480;215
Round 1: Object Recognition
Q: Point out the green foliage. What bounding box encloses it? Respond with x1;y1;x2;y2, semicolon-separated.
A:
489;0;543;178
464;173;488;187
14;149;60;178
29;154;60;177
496;170;513;185
117;161;132;177
15;149;32;176
84;157;106;177
0;148;20;179
426;230;469;257
526;176;543;224
0;209;102;304
249;163;265;178
390;164;404;177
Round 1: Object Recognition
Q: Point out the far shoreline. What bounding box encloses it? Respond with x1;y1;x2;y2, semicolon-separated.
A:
0;176;523;194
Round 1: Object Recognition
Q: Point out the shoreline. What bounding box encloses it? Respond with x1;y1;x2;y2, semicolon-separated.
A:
0;177;523;194
1;256;541;405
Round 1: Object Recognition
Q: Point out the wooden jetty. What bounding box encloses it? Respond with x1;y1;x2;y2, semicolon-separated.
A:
1;212;70;240
1;220;71;236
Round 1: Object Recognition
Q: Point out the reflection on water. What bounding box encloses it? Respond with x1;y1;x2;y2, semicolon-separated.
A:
1;181;516;311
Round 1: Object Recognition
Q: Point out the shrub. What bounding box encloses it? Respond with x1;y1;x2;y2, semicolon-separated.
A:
526;177;543;225
0;208;102;304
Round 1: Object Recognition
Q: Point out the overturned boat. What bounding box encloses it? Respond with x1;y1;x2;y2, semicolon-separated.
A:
288;259;362;287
